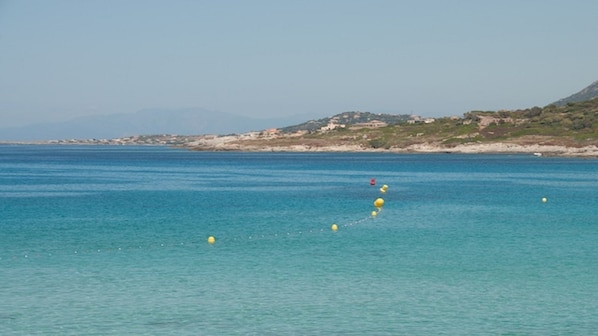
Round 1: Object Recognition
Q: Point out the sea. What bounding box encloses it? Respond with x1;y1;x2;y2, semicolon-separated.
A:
1;145;596;335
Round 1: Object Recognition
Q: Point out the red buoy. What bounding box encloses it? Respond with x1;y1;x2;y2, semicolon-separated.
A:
370;178;376;186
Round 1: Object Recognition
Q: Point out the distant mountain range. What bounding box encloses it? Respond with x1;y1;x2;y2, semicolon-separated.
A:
0;108;319;142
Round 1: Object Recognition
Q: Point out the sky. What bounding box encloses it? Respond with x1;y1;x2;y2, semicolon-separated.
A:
1;0;597;128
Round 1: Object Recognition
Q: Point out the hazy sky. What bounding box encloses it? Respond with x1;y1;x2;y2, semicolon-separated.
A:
1;0;597;127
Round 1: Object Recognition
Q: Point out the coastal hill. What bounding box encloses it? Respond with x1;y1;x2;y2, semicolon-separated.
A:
184;97;597;156
552;80;598;106
278;111;412;133
180;79;598;156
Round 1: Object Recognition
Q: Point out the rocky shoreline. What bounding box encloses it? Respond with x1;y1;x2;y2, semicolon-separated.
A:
3;134;596;157
397;142;598;157
186;136;598;157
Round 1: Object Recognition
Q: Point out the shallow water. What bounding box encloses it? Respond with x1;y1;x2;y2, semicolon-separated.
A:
1;145;597;335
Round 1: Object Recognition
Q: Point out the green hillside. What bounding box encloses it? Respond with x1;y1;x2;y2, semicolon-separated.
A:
360;99;595;149
279;111;411;133
237;98;597;150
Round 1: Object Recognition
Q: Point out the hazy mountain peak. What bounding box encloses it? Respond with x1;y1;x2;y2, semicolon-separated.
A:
0;108;314;141
552;80;598;106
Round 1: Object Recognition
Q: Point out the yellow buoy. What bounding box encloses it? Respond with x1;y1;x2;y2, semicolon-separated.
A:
379;187;386;193
374;198;384;208
542;197;547;203
331;224;338;232
371;211;377;217
382;184;388;190
207;236;216;244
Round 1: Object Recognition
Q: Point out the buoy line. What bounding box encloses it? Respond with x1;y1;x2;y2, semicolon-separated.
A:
1;181;390;258
206;181;389;245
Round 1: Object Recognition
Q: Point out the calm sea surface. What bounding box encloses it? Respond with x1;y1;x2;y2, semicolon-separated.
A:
1;145;597;335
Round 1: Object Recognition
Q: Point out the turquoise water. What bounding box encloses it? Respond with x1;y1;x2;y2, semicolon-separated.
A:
1;145;597;335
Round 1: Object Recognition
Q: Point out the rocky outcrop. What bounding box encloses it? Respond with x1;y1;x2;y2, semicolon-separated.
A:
186;134;598;157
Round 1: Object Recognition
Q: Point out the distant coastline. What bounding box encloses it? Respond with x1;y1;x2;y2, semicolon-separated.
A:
2;134;596;158
2;94;596;158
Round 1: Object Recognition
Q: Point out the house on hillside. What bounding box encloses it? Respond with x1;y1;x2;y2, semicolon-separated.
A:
408;116;436;124
261;128;280;138
320;120;345;132
349;120;387;130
